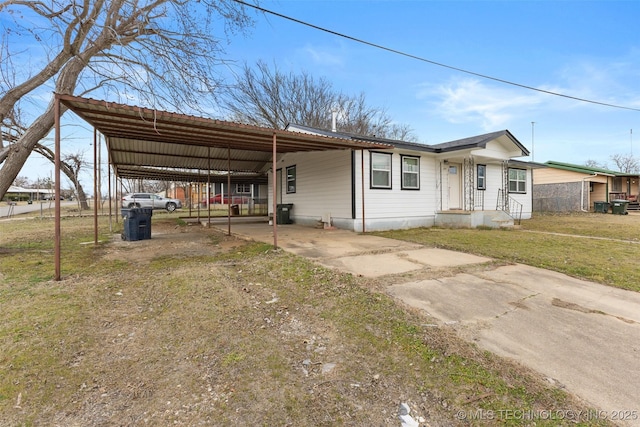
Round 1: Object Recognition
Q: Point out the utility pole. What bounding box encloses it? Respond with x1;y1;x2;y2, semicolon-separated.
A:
531;122;536;162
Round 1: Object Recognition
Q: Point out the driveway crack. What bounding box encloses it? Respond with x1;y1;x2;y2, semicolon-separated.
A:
551;298;637;324
495;293;540;319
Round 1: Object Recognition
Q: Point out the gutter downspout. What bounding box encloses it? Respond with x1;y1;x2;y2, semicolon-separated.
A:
581;173;598;212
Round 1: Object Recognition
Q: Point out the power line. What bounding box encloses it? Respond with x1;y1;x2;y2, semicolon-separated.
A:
233;0;640;113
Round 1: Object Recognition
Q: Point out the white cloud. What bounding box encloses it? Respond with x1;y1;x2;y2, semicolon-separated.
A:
418;77;542;130
416;49;640;134
298;43;345;67
553;54;640;108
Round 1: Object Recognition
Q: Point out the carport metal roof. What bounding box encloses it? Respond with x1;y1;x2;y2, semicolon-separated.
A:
57;95;391;182
52;94;393;281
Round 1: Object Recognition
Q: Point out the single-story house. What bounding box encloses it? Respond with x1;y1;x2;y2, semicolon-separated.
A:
54;95;535;233
533;161;640;212
4;185;56;202
169;182;267;208
270;124;534;231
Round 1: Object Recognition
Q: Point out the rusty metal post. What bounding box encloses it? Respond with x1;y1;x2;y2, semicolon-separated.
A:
227;146;231;236
107;139;112;231
361;149;366;233
93;128;98;244
272;132;278;249
54;94;61;281
208;147;211;228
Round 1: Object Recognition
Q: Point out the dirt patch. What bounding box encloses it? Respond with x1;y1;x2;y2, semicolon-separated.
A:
104;221;246;263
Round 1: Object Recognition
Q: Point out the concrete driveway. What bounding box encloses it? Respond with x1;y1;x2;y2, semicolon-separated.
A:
215;221;640;424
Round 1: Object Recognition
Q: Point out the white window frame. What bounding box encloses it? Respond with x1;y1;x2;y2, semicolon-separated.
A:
370;152;392;189
508;168;527;194
477;164;486;190
286;165;296;194
235;183;251;194
401;155;420;190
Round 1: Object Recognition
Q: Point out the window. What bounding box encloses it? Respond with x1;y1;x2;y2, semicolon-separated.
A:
286;165;296;193
612;177;622;192
236;183;251;194
371;152;392;189
477;164;486;190
508;168;527;193
401;155;420;189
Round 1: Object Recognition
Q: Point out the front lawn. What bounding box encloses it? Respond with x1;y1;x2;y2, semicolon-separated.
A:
375;212;640;292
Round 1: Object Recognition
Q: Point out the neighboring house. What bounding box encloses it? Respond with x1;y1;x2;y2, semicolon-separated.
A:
4;185;55;201
533;161;640;212
270;125;534;232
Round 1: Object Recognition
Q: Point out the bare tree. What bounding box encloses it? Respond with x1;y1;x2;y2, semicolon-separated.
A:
584;159;607;169
610;153;640;174
12;175;30;187
119;179;169;195
0;0;255;200
223;61;417;140
34;144;91;209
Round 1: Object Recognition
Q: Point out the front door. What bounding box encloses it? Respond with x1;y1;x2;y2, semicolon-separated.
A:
448;163;462;209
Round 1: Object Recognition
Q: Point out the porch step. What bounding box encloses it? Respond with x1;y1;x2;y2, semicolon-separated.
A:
485;211;514;228
435;210;514;228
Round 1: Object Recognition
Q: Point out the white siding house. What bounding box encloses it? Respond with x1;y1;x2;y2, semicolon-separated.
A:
269;125;533;231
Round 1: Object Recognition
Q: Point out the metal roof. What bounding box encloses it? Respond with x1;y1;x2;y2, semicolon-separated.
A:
58;95;392;183
286;124;530;156
544;161;619;176
430;130;530;156
286;123;436;153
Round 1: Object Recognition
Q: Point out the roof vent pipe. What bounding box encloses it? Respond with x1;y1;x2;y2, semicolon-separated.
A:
331;110;337;132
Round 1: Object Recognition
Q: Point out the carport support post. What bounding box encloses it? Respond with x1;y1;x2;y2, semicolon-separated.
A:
272;132;278;248
54;94;61;281
93;127;98;245
107;149;113;231
208;148;211;228
227;146;231;236
361;149;366;233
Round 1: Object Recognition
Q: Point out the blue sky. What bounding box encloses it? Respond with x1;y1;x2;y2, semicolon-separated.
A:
224;0;640;163
15;0;640;185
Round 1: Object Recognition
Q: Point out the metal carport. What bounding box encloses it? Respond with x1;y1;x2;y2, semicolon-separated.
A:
52;94;391;280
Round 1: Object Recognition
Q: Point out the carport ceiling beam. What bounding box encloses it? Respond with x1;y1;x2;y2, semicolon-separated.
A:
108;147;270;164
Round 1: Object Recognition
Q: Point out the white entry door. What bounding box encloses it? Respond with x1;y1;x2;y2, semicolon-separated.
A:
448;163;462;209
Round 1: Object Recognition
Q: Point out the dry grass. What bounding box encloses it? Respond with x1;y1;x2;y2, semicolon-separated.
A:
520;211;640;241
0;216;611;426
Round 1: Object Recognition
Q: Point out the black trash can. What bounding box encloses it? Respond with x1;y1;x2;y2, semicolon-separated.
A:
611;199;629;215
276;203;293;224
121;208;153;241
230;204;240;216
594;201;609;213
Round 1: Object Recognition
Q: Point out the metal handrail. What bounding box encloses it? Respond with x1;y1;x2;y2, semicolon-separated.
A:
496;189;523;225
